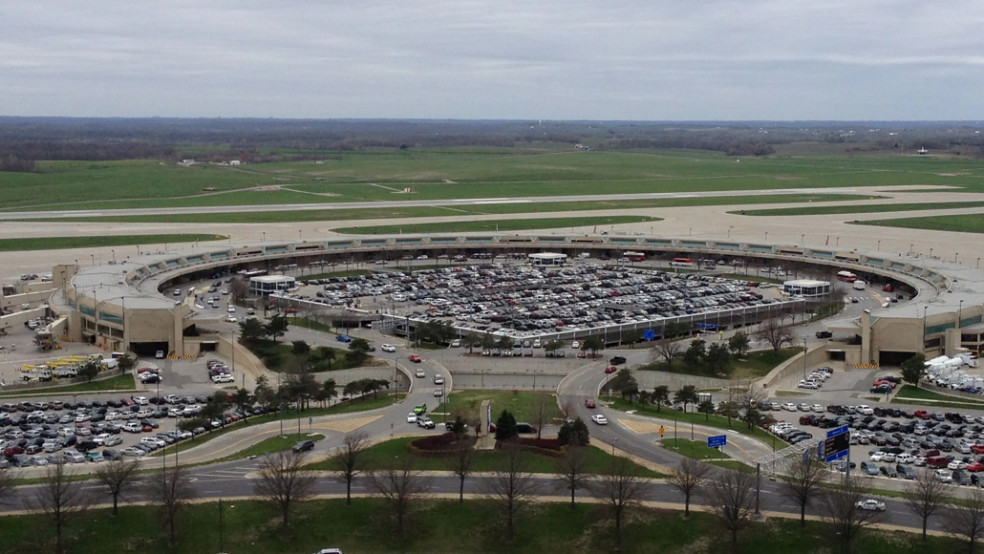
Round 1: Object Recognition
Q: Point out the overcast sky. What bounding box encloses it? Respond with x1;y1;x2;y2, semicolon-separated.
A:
3;1;983;120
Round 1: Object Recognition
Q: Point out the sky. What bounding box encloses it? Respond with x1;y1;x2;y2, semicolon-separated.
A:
3;1;984;120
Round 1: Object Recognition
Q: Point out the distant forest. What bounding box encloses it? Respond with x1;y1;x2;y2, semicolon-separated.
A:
2;117;984;172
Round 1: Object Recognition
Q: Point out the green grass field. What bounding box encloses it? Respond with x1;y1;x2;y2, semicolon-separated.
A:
662;438;731;460
6;149;983;213
0;234;226;252
857;214;984;234
734;200;984;217
443;390;563;424
892;385;984;408
0;373;136;398
334;215;659;234
0;497;965;554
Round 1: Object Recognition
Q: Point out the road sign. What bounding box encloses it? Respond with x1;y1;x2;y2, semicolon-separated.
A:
822;425;851;463
643;329;656;341
707;434;727;448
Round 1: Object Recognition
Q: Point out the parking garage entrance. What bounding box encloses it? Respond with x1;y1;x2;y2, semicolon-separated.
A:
879;350;917;367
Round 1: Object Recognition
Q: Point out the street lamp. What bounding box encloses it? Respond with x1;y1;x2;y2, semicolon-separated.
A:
877;240;881;251
958;300;964;330
800;233;805;245
802;338;808;380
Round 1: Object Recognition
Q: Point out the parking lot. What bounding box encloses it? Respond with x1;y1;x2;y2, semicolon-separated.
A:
276;256;805;342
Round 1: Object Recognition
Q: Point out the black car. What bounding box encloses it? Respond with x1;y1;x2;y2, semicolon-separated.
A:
515;422;538;434
292;440;315;453
609;356;627;366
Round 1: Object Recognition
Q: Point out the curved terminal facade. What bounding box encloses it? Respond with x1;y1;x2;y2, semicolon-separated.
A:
48;233;984;367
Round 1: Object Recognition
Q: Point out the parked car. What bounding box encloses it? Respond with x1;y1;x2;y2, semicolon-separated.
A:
292;440;315;453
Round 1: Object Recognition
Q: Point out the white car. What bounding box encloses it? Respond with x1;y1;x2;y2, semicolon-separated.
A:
122;447;146;457
102;434;123;447
433;389;443;397
407;412;417;424
856;405;874;415
225;315;238;323
855;499;886;512
782;403;797;412
227;306;236;313
415;369;426;378
935;469;953;482
797;403;810;412
381;344;397;353
571;340;581;350
870;451;886;462
811;404;824;413
135;396;149;405
591;414;608;425
897;453;916;464
948;460;969;471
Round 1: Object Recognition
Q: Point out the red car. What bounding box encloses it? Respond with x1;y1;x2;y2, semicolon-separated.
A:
914;410;931;420
584;399;596;408
971;445;984;455
604;366;617;374
408;355;422;363
968;462;984;473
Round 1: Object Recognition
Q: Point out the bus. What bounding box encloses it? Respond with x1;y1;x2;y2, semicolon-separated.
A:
624;251;646;262
836;270;857;282
670;257;696;268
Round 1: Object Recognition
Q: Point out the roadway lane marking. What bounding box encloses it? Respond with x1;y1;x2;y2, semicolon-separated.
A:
616;418;756;459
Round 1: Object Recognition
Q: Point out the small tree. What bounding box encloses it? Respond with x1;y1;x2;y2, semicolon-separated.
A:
607;368;639;400
254;450;317;530
266;313;289;342
77;360;100;382
486;446;538;542
445;437;475;503
651;385;670;412
945;488;984;554
823;477;881;554
581;336;604;357
704;342;731;375
780;449;827;526
555;442;589;508
901;353;927;385
706;469;757;548
652;336;682;367
668;457;710;516
697;398;715;420
368;458;430;540
495;410;519;442
590;455;645;551
530;393;551;440
94;457;140;517
151;465;194;548
463;331;480;354
557;417;590;447
673;385;699;413
728;331;751;357
756;317;793;354
905;467;951;542
683;339;706;369
331;430;370;505
29;461;88;554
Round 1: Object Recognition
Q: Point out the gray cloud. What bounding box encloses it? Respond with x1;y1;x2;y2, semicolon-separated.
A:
1;0;982;119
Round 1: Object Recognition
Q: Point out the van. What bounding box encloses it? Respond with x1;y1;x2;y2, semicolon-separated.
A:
927;456;950;469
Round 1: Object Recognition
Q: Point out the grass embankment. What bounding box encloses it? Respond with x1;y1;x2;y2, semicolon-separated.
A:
0;234;226;251
243;338;377;372
306;436;659;477
639;347;801;380
603;397;785;448
662;438;732;460
334;215;660;234
0;373;136;398
442;390;562;424
151;395;401;458
734;200;984;217
891;384;984;409
856;215;984;234
0;497;965;554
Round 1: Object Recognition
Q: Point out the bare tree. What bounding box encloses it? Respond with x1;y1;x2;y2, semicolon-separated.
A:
822;477;882;554
331;430;370;505
151;465;194;548
652;336;682;366
779;449;827;526
905;468;952;543
555;442;590;508
368;458;430;540
530;392;551;440
486;446;538;542
755;317;793;354
945;488;984;554
589;455;646;551
706;469;756;548
668;457;711;516
445;437;475;503
29;461;88;554
254;450;317;530
94;457;140;517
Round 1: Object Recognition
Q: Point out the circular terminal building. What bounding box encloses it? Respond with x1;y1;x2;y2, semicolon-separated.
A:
44;233;984;367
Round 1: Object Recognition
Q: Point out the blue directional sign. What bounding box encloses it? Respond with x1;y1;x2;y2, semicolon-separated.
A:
707;434;727;448
822;425;851;463
643;329;656;341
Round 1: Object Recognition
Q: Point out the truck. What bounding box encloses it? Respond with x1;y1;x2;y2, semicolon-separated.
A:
853;280;867;290
22;368;52;382
53;366;78;379
33;331;53;351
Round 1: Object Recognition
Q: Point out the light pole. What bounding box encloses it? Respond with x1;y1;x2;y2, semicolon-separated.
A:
800;233;805;245
802;337;808;380
764;231;768;241
958;300;964;330
111;249;116;263
877;240;881;251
